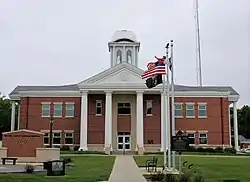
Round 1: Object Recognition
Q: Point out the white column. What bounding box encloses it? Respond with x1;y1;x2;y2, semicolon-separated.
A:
17;104;20;130
104;91;113;150
160;92;164;151
11;101;16;131
136;91;144;149
233;101;239;151
133;46;136;66
123;46;126;62
228;105;232;147
79;92;88;151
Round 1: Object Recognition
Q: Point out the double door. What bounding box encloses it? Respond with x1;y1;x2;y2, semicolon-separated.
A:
117;133;131;151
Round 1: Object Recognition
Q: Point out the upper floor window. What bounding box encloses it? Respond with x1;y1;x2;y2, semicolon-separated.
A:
117;103;131;115
146;100;153;116
116;50;122;64
65;102;74;117
54;103;62;117
126;50;132;64
96;100;102;115
41;103;50;117
186;103;195;118
199;133;208;144
174;103;183;118
198;103;207;118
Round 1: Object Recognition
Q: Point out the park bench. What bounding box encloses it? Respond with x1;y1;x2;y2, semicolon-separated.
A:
145;156;158;173
1;157;18;165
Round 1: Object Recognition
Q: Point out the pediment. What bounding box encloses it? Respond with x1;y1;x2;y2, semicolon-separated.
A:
78;63;145;86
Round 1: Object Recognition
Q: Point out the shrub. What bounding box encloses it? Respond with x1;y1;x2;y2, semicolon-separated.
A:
63;158;72;164
224;147;237;154
214;147;224;153
204;147;215;153
74;146;80;151
61;145;70;151
196;147;205;152
24;164;34;173
188;146;197;152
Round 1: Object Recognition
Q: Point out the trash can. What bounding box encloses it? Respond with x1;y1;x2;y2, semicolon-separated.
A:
46;160;66;176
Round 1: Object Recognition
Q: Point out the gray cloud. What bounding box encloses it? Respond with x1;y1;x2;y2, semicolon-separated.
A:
0;0;249;106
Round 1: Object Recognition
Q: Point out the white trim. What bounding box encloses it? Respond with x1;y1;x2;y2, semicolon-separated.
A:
53;130;62;132
41;102;51;104
186;130;196;133
65;102;75;105
53;102;63;104
228;95;240;102
198;130;208;133
3;129;44;135
64;130;74;133
40;130;49;133
197;103;207;118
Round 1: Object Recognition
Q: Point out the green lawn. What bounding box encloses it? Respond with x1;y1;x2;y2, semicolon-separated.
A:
0;156;115;182
134;155;250;182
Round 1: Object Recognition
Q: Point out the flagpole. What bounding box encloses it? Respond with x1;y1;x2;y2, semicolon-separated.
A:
165;44;171;169
170;40;176;169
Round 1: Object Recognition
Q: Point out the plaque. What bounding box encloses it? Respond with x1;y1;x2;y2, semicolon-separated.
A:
46;160;65;176
171;135;190;151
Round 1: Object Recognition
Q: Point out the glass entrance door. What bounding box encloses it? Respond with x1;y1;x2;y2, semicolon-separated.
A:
117;135;131;151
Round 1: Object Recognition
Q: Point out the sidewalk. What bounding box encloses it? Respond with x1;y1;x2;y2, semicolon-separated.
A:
108;155;146;182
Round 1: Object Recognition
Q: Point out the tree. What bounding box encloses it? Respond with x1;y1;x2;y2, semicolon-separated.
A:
0;96;12;140
230;105;250;139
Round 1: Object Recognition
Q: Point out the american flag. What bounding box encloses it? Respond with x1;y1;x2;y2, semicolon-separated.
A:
141;60;166;79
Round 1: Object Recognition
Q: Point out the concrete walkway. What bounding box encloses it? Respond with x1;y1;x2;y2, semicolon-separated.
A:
108;155;146;182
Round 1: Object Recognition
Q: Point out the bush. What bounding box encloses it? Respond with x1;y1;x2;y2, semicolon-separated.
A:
188;146;197;152
74;146;80;151
24;164;34;173
224;147;237;154
63;158;72;164
197;147;205;152
61;145;70;151
204;147;215;153
214;147;224;153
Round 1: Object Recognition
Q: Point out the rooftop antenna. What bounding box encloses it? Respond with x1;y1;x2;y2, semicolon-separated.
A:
194;0;203;86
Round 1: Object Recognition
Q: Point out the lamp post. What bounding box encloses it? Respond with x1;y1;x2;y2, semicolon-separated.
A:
49;116;54;148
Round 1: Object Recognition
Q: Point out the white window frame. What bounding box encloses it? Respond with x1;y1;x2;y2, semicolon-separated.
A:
41;102;51;117
188;133;195;145
199;133;208;145
96;100;102;116
65;132;74;145
65;102;75;118
186;103;195;118
53;102;62;117
43;132;50;145
198;103;207;118
146;100;153;116
53;132;61;145
174;103;183;118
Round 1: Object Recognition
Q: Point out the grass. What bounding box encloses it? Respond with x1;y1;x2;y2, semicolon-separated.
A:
60;150;107;155
143;151;250;156
0;156;115;182
134;155;250;182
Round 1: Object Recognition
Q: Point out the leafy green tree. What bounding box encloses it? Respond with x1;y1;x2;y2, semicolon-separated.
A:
0;96;12;140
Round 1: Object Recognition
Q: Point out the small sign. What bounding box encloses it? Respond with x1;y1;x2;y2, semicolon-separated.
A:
46;160;65;176
171;135;190;151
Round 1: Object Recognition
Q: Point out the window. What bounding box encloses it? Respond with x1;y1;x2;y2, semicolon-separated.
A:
65;103;74;117
116;50;122;64
199;133;207;144
44;133;49;145
146;100;153;115
96;100;102;115
41;103;50;117
65;133;73;145
174;103;183;118
53;103;62;117
126;50;132;64
198;103;207;118
186;103;195;118
188;133;195;144
53;132;61;145
117;103;131;115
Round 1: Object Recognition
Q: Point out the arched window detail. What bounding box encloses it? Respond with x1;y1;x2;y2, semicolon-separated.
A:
116;50;122;64
126;50;132;64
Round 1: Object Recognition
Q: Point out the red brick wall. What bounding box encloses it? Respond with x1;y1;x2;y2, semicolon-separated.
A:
2;130;43;157
143;95;161;145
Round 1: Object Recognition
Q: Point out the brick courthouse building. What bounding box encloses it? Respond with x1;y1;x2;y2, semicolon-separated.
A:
9;30;240;153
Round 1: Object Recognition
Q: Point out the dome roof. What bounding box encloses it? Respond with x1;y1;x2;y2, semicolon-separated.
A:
111;30;137;42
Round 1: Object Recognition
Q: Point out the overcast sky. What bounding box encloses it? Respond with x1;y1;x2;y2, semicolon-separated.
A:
0;0;249;106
